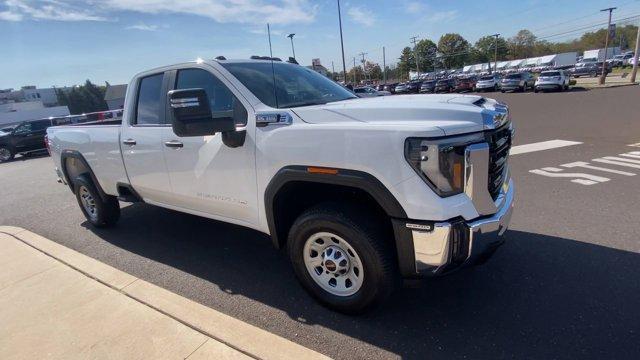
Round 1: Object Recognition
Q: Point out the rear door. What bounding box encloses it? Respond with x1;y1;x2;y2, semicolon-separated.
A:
120;72;173;203
160;66;258;226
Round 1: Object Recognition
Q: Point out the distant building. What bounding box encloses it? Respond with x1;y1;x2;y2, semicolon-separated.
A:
104;84;127;110
0;86;60;107
307;58;329;77
0;101;70;127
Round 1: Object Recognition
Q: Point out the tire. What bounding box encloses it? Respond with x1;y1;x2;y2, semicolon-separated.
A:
74;174;120;227
501;90;505;93
0;146;14;162
534;87;539;93
287;203;398;314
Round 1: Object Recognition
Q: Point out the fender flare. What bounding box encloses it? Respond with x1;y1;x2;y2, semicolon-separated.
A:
60;150;109;202
264;165;407;248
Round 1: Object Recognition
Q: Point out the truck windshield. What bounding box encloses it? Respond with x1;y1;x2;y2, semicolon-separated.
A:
221;62;357;108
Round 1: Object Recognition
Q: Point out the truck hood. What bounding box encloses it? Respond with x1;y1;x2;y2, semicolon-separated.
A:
291;94;493;135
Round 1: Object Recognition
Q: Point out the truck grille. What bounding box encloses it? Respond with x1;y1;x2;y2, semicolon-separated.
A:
486;123;512;200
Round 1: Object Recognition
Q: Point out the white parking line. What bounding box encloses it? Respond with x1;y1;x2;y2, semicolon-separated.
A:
529;167;610;185
561;161;636;176
510;140;582;155
628;143;640;148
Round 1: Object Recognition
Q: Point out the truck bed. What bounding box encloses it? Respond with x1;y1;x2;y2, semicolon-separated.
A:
47;122;127;196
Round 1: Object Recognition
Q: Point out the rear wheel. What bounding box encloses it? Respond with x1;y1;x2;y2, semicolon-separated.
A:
0;147;14;162
74;175;120;227
287;203;398;314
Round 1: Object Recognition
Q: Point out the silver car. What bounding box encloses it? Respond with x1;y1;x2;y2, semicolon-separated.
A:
476;74;501;92
534;70;570;92
500;72;534;92
353;86;391;97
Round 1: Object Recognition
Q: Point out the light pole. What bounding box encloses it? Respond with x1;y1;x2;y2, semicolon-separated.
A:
599;7;616;85
631;21;640;83
337;0;347;83
491;33;500;74
287;33;296;60
410;36;420;77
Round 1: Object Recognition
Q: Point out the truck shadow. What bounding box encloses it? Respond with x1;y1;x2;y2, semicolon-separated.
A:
83;203;640;359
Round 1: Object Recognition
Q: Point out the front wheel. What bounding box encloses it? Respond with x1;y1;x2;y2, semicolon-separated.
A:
74;175;120;227
287;203;398;314
0;146;14;162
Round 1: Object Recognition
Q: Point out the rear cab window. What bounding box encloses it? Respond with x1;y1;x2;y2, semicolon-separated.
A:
135;73;165;125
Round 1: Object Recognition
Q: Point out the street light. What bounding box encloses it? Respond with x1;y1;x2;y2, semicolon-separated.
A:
287;33;296;60
337;0;347;83
490;33;500;74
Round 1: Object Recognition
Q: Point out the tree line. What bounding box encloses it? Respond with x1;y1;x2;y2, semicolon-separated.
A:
337;25;638;82
55;80;108;114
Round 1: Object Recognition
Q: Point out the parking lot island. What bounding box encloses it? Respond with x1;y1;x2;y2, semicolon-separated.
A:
0;226;329;360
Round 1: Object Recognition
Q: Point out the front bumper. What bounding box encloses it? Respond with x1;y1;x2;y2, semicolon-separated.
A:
392;179;514;277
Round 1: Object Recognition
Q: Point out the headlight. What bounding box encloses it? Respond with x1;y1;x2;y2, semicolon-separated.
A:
404;133;484;197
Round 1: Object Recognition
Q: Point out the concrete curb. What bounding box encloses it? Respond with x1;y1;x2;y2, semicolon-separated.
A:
0;226;330;360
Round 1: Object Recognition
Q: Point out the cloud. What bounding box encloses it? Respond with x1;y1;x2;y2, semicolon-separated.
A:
405;1;425;13
0;0;317;25
1;0;107;21
428;10;458;23
248;27;283;36
347;6;375;27
0;9;22;21
126;23;158;31
103;0;317;25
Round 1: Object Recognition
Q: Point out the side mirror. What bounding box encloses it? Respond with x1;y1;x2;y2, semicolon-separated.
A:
168;88;236;137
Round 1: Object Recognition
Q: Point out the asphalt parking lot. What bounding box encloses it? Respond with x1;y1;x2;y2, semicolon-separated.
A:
1;86;639;360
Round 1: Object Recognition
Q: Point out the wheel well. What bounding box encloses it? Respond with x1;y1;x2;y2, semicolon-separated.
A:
271;181;394;250
64;156;90;186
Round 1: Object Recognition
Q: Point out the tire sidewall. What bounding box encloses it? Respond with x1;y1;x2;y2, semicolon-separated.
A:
0;146;14;162
74;176;109;227
288;215;390;313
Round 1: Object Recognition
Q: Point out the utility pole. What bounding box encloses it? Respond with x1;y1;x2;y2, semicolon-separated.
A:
599;7;616;85
286;33;296;59
353;57;356;84
491;33;500;74
359;52;368;82
337;0;347;84
383;46;387;84
631;21;640;83
410;36;420;77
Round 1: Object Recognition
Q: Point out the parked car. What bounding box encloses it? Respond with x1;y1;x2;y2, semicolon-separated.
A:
434;78;456;93
627;57;637;67
569;62;610;77
476;74;501;92
405;81;422;94
383;83;398;94
534;70;570;92
46;58;514;314
607;54;628;68
419;80;436;93
394;82;409;94
455;76;478;93
500;72;535;92
353;86;390;97
0;118;53;162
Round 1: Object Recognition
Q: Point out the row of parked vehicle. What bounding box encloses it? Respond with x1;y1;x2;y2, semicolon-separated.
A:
0;109;122;162
356;69;572;96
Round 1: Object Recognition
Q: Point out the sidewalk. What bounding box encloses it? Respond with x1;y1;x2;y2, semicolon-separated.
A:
573;73;638;89
0;226;329;360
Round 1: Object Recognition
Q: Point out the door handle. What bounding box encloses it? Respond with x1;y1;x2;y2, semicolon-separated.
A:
122;139;137;146
164;140;184;148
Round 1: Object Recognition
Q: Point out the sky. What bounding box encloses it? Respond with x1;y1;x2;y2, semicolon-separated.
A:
1;0;640;89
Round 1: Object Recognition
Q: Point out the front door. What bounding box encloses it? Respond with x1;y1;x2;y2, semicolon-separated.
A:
120;72;173;203
161;66;258;226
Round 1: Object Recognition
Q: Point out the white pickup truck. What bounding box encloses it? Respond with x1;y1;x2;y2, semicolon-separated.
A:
47;58;514;313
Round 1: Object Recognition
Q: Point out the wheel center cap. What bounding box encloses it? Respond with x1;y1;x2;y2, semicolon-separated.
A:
322;246;350;275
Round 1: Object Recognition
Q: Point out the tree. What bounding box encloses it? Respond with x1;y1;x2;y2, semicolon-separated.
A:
363;61;382;80
508;29;536;59
397;47;415;80
415;39;438;72
437;33;471;69
56;80;108;114
347;65;364;84
474;35;509;65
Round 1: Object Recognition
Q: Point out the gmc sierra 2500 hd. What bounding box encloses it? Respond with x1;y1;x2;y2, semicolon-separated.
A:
47;58;514;313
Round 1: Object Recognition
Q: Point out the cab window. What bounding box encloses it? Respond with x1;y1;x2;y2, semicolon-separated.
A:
175;68;247;126
135;73;164;125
